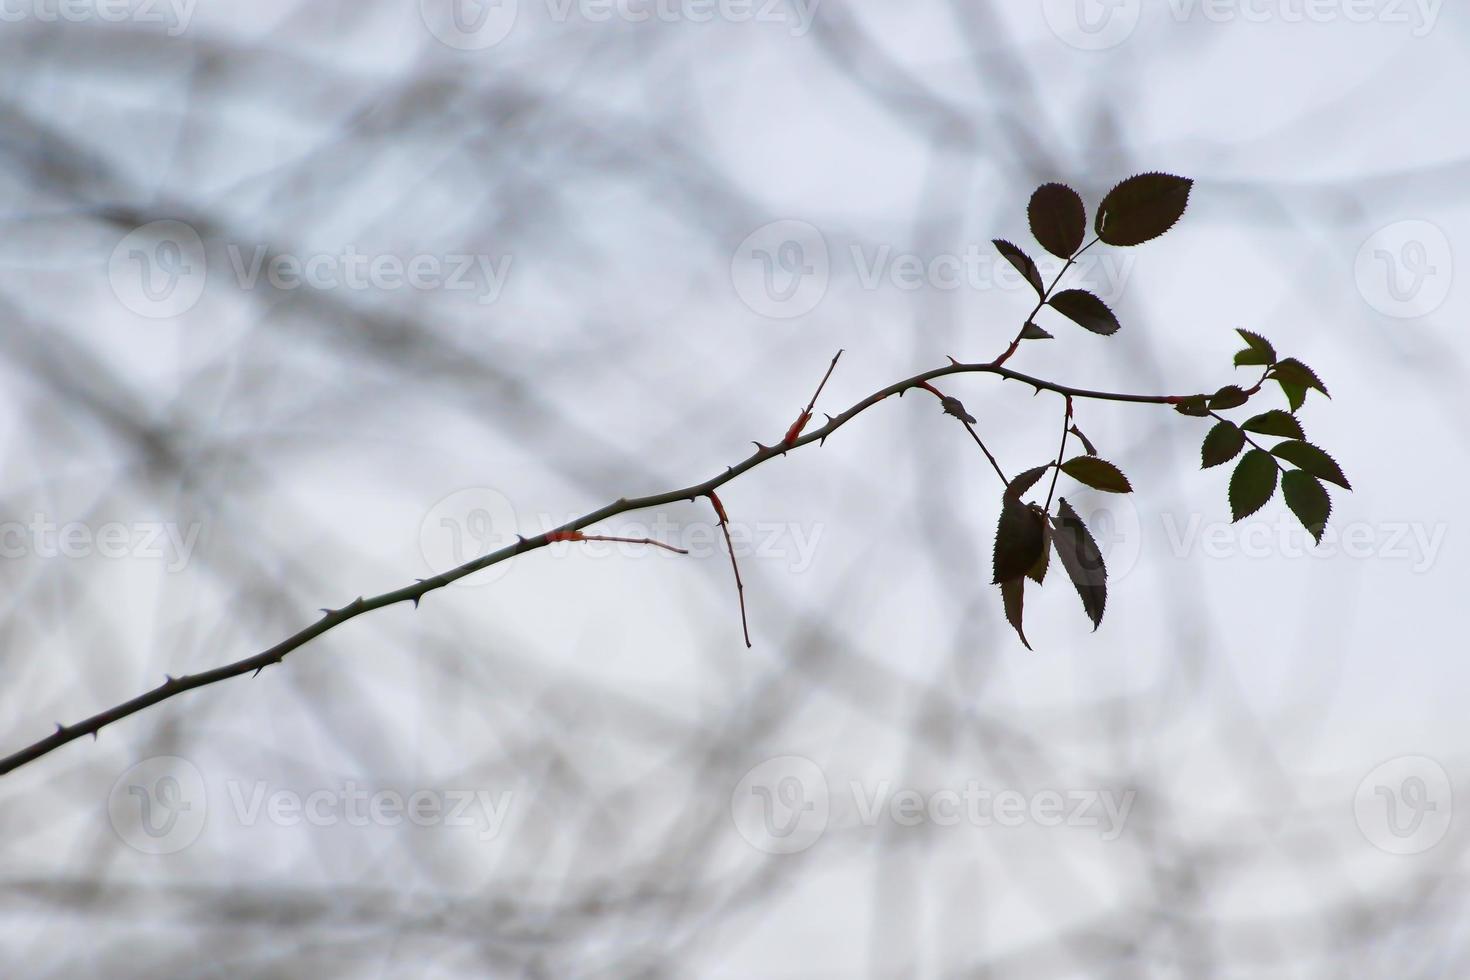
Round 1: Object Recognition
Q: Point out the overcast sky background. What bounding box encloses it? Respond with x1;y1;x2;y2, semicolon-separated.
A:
2;2;1468;976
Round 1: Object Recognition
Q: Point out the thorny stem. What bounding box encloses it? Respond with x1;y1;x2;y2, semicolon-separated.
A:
1;352;1218;776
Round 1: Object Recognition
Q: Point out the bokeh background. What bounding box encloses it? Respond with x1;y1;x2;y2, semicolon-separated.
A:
2;1;1467;976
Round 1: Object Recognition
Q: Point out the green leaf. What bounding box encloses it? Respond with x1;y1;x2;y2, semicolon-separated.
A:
1005;464;1051;501
993;498;1047;584
1051;498;1106;629
1242;410;1304;439
1000;577;1030;650
1271;440;1351;490
1282;471;1331;545
1270;358;1329;398
1235;348;1273;367
1094;172;1193;246
993;239;1045;298
1028;520;1052;585
1235;329;1276;363
1060;455;1133;493
1201;421;1245;469
1028;182;1087;259
1174;395;1210;417
1229;449;1278;521
1209;385;1249;410
1019;321;1053;340
1048;289;1121;336
1277;380;1307;413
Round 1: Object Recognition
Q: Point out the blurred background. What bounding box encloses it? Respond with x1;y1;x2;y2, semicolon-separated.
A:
1;1;1467;976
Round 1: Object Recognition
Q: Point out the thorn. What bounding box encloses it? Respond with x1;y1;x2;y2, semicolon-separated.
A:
319;607;333;616
753;441;771;452
253;666;265;677
91;731;98;741
164;674;175;684
947;355;961;366
55;723;64;735
411;595;421;609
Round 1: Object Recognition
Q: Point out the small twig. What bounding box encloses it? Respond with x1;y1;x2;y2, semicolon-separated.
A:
1043;395;1075;511
706;490;751;648
917;381;1009;485
783;349;844;447
546;530;689;555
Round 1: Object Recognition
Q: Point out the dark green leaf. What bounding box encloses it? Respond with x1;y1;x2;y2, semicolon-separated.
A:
1174;395;1210;417
1051;498;1106;629
1235;329;1276;363
1201;421;1245;469
1020;321;1053;340
1069;424;1097;456
1000;577;1030;650
1049;289;1121;336
1270;358;1329;398
1006;464;1051;501
1242;410;1304;439
1229;449;1278;521
1094;172;1193;246
1027;519;1051;585
1271;440;1351;490
993;498;1047;584
1028;182;1087;259
1282;470;1331;545
993;239;1045;298
1060;455;1133;493
1277;380;1307;413
1209;385;1249;410
1235;348;1273;367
